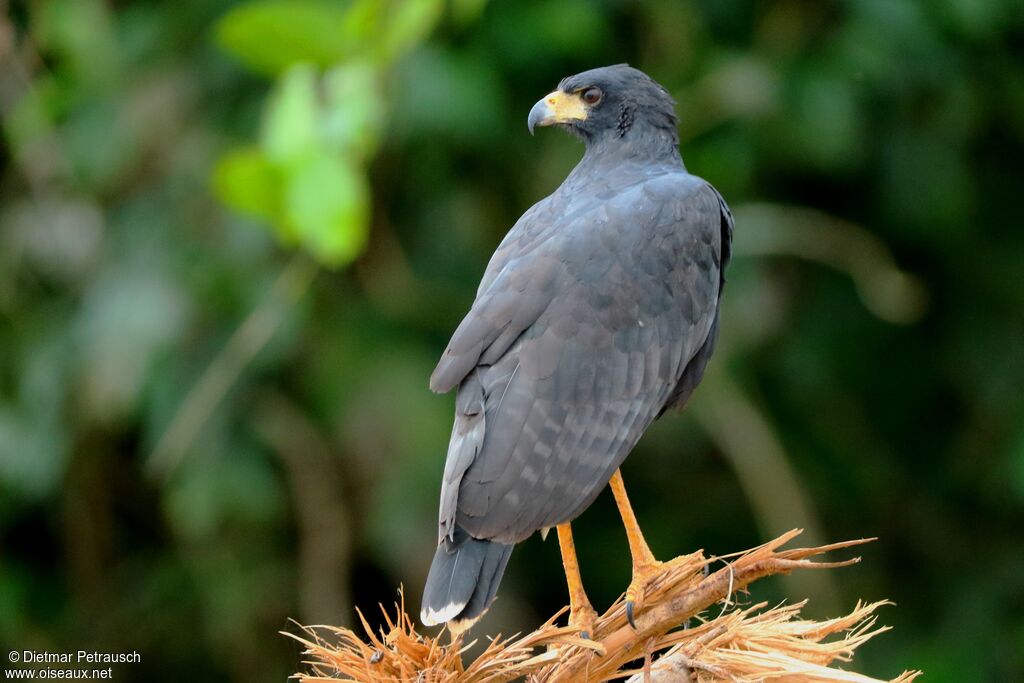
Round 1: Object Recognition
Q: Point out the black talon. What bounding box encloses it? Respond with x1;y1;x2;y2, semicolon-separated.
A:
626;600;637;629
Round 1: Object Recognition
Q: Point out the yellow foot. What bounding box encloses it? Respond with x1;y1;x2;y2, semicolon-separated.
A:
568;602;599;641
624;555;691;628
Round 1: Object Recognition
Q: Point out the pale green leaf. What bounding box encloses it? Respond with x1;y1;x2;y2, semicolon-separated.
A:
323;62;384;158
261;64;319;165
284;151;369;266
380;0;444;62
339;0;384;55
215;0;350;77
211;146;282;222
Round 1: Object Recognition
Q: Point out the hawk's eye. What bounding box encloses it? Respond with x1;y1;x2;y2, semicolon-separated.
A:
581;87;602;105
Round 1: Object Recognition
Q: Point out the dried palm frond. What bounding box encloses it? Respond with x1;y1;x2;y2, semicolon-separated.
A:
285;530;920;683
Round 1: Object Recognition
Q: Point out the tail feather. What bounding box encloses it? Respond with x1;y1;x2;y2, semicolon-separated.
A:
420;525;513;629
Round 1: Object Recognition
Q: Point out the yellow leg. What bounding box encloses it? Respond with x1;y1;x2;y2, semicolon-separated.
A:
609;469;664;627
556;523;598;639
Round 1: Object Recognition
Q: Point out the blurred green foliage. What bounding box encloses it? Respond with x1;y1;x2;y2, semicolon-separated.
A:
1;0;1023;681
212;0;441;264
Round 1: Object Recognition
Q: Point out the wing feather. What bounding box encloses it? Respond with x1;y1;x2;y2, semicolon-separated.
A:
433;173;729;545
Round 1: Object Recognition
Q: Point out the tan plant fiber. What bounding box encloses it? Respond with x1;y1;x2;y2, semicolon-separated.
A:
285;530;920;682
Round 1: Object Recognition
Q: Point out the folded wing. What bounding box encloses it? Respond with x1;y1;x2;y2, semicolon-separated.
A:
434;175;729;545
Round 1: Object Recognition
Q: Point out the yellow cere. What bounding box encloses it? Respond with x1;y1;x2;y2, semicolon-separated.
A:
543;90;589;122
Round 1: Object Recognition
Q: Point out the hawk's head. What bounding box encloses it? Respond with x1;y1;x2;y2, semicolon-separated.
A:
527;64;678;146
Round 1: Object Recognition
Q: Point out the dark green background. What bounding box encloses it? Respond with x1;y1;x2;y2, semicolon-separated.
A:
1;0;1022;681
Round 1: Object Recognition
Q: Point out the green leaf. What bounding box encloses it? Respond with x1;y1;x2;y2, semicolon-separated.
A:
3;75;63;147
380;0;444;62
261;64;319;165
450;0;489;28
323;62;383;158
284;151;369;266
211;146;282;222
34;0;119;88
215;0;350;77
339;0;385;57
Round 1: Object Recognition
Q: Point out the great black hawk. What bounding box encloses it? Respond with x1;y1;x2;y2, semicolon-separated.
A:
420;64;733;635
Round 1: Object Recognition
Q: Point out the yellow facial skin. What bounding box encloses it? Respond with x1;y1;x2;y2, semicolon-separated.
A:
527;90;589;133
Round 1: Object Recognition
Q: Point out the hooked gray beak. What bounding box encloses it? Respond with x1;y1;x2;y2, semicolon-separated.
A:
527;90;588;135
527;99;554;135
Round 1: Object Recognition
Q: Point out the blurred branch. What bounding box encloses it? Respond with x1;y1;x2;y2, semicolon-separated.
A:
146;254;318;479
253;391;352;625
732;203;927;324
60;433;114;606
287;531;919;682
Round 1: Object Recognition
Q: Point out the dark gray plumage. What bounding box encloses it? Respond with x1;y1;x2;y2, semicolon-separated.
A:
421;65;733;630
